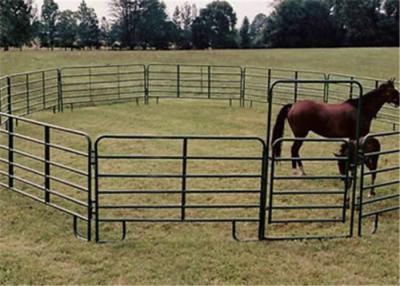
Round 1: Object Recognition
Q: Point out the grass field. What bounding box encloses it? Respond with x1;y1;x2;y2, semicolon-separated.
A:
0;48;399;284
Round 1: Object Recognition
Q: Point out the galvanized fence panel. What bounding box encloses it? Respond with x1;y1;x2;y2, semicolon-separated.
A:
269;69;327;104
94;135;267;242
358;131;400;236
147;64;242;104
2;69;59;118
0;112;92;240
60;64;146;108
243;68;327;106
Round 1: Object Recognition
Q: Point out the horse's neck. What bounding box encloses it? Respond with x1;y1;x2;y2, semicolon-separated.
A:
362;91;386;120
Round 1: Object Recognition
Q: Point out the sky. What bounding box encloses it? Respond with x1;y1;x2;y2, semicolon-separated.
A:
33;0;274;24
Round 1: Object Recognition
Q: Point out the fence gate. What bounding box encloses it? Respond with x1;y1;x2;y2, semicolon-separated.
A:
94;135;267;242
266;138;355;240
264;79;364;240
358;131;400;236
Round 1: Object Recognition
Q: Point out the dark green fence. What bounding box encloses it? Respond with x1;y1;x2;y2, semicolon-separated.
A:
1;64;398;127
0;112;92;240
0;64;398;241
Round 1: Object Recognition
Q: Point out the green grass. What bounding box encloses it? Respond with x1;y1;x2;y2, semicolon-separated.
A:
0;48;399;284
1;47;399;79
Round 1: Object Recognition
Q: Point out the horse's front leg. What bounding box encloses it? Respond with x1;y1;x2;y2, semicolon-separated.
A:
344;176;353;209
367;157;378;198
368;173;377;198
291;140;306;176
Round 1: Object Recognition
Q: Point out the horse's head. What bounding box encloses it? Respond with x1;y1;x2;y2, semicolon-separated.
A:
379;79;399;107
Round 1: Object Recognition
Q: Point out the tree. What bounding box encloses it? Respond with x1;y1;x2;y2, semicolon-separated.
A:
110;0;177;49
331;0;381;46
109;0;142;49
239;16;251;48
265;0;339;48
0;0;35;50
136;0;173;49
192;1;237;49
172;2;197;49
39;0;59;49
249;13;267;48
376;0;399;46
172;5;181;27
100;17;112;47
76;0;100;49
56;10;77;50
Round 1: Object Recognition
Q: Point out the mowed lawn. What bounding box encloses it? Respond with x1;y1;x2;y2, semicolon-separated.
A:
0;48;399;284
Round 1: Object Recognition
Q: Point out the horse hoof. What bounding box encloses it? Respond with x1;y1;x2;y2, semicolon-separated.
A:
368;192;376;198
292;169;300;176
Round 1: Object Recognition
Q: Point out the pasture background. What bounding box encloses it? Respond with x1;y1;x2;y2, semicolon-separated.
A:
0;48;399;284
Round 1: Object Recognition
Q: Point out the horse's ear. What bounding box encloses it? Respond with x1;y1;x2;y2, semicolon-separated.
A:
388;78;395;86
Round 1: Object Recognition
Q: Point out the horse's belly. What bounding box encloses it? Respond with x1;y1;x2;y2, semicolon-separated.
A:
289;107;355;138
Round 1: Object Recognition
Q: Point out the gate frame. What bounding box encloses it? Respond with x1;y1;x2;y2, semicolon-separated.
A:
357;131;400;236
93;134;268;243
263;79;364;240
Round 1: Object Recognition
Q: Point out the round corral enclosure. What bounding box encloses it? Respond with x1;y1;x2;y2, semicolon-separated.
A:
0;64;398;242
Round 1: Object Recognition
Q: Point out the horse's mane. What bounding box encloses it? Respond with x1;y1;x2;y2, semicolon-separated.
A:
345;88;379;108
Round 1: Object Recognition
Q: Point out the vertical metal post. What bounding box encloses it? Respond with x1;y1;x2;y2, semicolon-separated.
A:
177;65;180;98
267;149;276;224
117;66;121;99
8;117;14;189
57;69;63;112
208;66;211;99
294;71;298;102
264;84;274;231
267;69;271;103
357;157;365;236
26;74;30;114
42;71;46;110
7;77;12;115
44;126;51;203
144;66;149;105
200;67;204;94
87;142;92;241
89;67;93;102
324;74;329;103
181;138;188;221
349;76;354;99
349;83;363;237
94;141;100;242
258;145;267;240
240;68;245;107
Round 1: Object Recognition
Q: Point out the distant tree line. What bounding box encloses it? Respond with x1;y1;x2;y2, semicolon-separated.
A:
0;0;398;51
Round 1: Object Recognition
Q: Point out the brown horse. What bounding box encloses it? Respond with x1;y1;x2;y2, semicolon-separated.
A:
335;137;380;198
271;80;399;176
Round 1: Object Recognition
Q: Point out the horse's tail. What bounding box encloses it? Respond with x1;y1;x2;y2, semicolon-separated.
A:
271;104;292;158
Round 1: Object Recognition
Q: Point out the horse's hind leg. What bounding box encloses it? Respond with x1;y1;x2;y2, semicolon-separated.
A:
291;140;306;176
